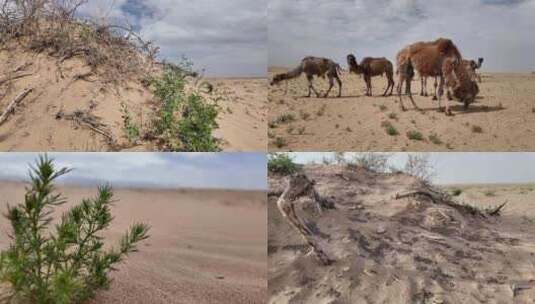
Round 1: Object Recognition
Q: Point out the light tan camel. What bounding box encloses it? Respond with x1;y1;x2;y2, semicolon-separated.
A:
271;56;342;98
396;38;462;102
346;54;395;96
276;173;334;265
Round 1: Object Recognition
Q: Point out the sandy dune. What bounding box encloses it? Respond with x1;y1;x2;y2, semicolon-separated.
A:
268;67;535;151
0;46;266;152
0;182;267;304
211;77;267;151
268;165;535;303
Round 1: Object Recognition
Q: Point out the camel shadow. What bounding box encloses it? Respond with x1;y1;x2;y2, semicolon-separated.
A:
414;104;505;115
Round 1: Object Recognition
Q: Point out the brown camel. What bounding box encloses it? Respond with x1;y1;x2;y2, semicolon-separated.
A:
346;54;395;96
396;38;462;102
271;56;342;98
438;57;480;114
276;173;334;265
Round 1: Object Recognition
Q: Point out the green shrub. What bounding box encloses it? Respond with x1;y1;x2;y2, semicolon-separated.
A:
451;189;463;196
428;133;442;145
268;153;300;175
120;103;140;143
381;121;398;136
407;130;424;141
149;63;220;151
0;156;150;304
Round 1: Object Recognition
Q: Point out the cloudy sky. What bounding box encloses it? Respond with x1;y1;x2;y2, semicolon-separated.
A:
269;0;535;72
79;0;266;77
290;152;535;185
0;153;266;190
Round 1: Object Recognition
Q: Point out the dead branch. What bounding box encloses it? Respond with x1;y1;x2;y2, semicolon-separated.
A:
56;109;114;141
0;72;34;86
487;201;507;216
0;88;33;125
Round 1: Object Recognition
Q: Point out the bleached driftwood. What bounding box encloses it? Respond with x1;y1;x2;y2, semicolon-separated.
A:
0;88;33;125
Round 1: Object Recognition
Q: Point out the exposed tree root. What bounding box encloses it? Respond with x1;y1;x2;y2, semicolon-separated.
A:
395;185;507;217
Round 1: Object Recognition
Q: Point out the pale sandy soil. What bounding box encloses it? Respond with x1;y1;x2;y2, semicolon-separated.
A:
0;182;267;304
268;165;535;303
268;67;535;151
0;45;266;152
211;77;267;151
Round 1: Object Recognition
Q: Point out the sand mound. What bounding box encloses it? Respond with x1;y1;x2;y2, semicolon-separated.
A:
268;165;535;303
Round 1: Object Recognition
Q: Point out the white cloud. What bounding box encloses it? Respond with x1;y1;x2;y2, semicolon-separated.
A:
0;153;266;190
269;0;535;72
79;0;266;76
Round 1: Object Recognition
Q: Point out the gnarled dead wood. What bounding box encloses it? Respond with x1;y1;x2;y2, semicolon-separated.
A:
56;109;114;142
277;174;334;265
395;186;507;217
0;88;33;126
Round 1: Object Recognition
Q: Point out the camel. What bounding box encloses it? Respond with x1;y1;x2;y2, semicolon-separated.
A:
270;56;342;98
396;38;462;102
276;173;334;265
438;57;480;114
346;54;395;96
463;57;484;82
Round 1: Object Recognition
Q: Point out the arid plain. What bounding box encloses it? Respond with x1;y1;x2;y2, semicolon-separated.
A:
0;182;267;304
268;68;535;151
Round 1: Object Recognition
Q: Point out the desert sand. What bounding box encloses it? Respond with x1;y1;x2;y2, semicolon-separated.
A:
0;46;266;152
0;181;267;304
268;67;535;151
268;165;535;303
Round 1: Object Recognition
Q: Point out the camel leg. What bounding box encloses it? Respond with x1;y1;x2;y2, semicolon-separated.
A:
406;76;419;110
420;77;426;96
307;75;320;97
382;77;390;97
398;77;406;111
335;75;342;97
437;76;451;115
432;77;438;100
388;78;395;96
324;76;334;98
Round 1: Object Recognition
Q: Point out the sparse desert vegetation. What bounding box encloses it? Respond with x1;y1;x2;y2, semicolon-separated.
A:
0;0;265;151
269;67;535;151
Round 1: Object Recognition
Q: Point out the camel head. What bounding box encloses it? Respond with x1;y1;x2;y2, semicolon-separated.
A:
346;54;360;74
270;74;285;86
287;173;316;201
477;57;484;69
452;62;480;105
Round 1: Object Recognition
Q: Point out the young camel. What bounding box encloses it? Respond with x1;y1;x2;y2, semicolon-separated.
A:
463;57;484;82
439;57;480;114
276;173;334;265
346;54;395;96
271;56;342;98
396;38;462;101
